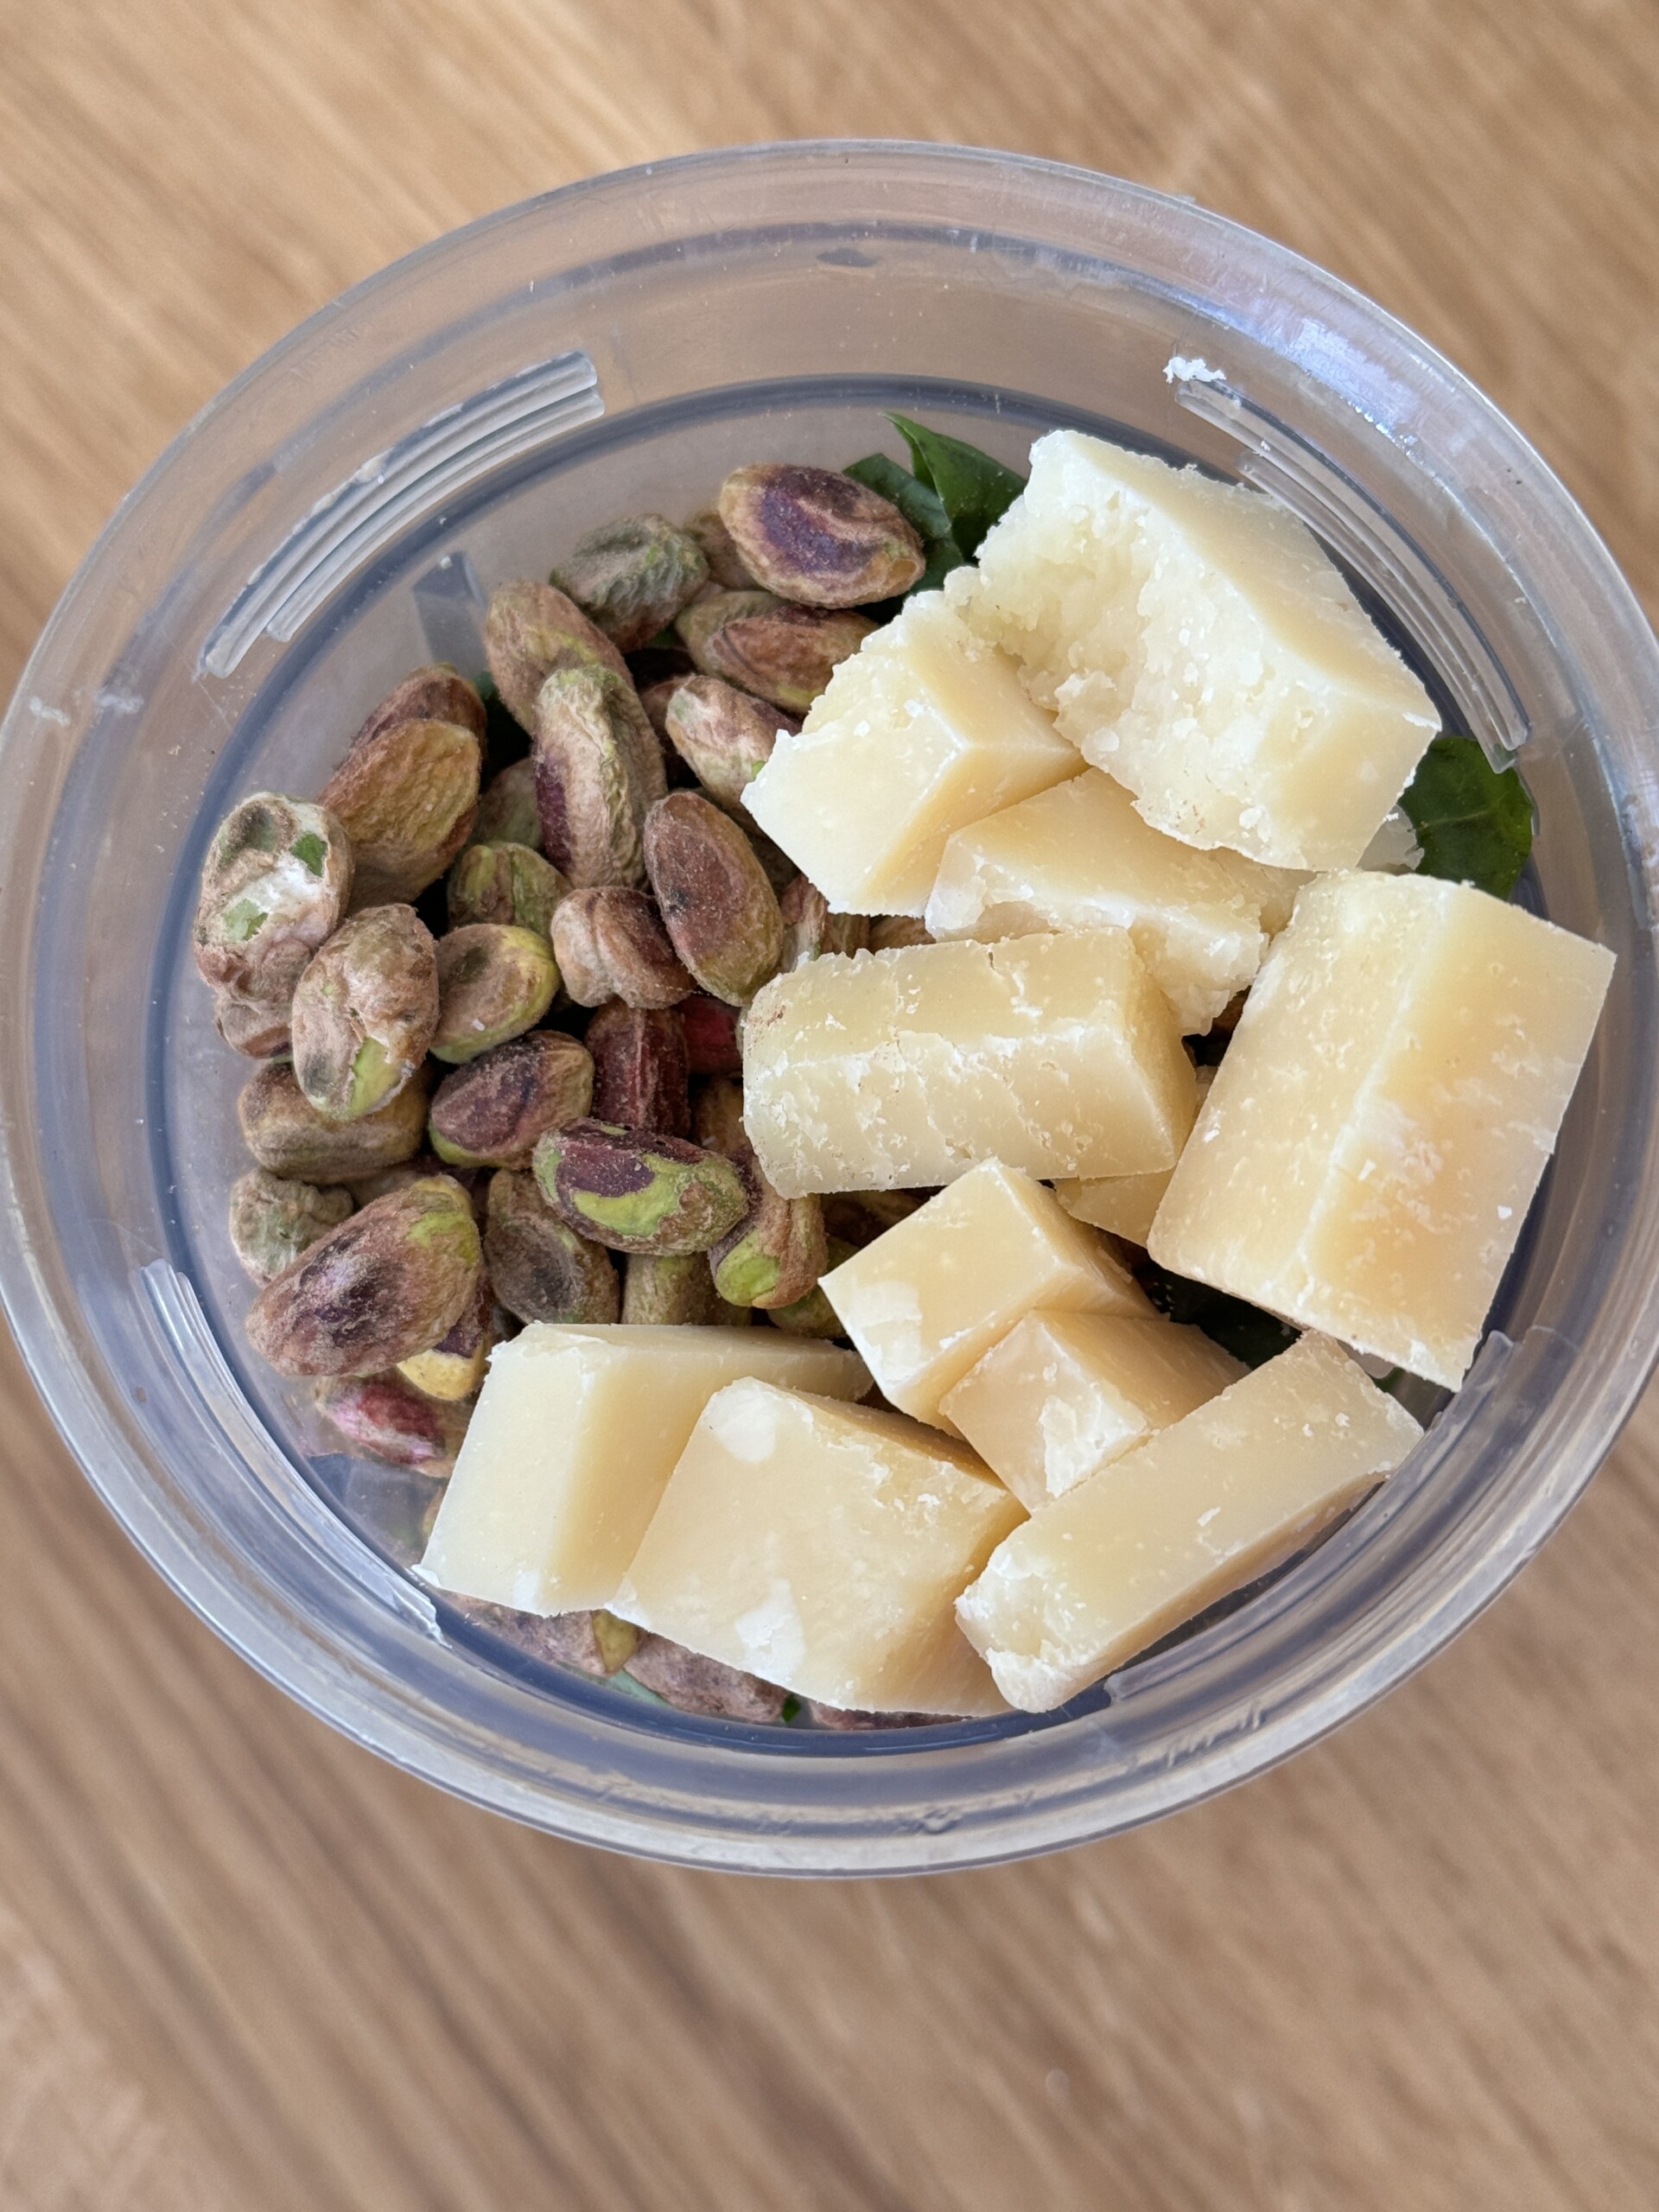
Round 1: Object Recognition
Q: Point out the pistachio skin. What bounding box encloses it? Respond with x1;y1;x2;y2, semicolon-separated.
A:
483;1169;620;1325
683;505;759;590
550;887;693;1010
227;1169;354;1286
820;1191;922;1248
779;877;869;969
430;925;560;1064
868;915;934;953
710;1162;827;1310
471;757;543;849
289;905;439;1122
718;463;926;607
446;841;569;936
677;590;874;714
663;676;792;813
396;1266;496;1401
531;1119;747;1257
531;665;666;889
428;1031;594;1170
193;792;353;1010
643;791;785;1006
620;1252;752;1327
445;1598;639;1677
624;1634;785;1723
238;1063;430;1185
680;995;743;1076
587;1002;690;1136
548;514;709;652
485;579;629;727
320;716;481;906
348;666;486;754
314;1370;474;1475
213;988;295;1058
765;1236;857;1338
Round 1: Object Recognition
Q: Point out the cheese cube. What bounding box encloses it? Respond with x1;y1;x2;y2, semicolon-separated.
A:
953;429;1439;870
419;1325;868;1614
741;588;1080;916
1149;872;1614;1388
613;1381;1021;1714
1055;1065;1215;1243
925;769;1304;1031
938;1311;1243;1510
821;1160;1149;1430
741;931;1199;1198
957;1333;1421;1709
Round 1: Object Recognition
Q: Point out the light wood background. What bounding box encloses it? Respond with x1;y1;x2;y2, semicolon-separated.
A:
2;3;1657;2205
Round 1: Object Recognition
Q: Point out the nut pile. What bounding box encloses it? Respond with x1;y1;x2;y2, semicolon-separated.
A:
197;461;939;1722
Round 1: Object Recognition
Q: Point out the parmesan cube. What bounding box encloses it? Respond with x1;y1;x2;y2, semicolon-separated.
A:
1054;1065;1215;1243
957;1333;1421;1709
925;769;1304;1031
953;429;1439;870
741;931;1199;1198
938;1310;1243;1510
420;1325;868;1615
613;1381;1021;1715
1149;872;1615;1388
741;588;1080;916
821;1160;1149;1431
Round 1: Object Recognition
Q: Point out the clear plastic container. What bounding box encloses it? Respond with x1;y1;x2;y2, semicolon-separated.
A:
3;142;1656;1874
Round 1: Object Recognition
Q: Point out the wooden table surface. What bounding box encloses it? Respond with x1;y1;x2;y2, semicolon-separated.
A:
3;3;1658;2204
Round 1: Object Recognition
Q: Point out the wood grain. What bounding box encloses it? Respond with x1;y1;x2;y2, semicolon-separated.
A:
2;3;1658;2205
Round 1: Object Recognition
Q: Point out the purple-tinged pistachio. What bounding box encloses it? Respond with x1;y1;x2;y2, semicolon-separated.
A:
548;514;709;652
193;792;353;1007
320;717;481;906
587;1003;690;1136
532;1118;747;1256
719;463;925;607
484;1168;620;1324
821;1190;921;1249
245;1176;480;1377
638;677;687;741
683;505;759;590
227;1168;353;1285
289;905;439;1122
624;1633;785;1723
680;995;743;1076
238;1062;430;1185
531;665;666;889
644;791;785;1006
213;988;293;1059
779;877;869;969
348;665;486;754
484;579;628;727
663;675;793;813
472;757;543;850
677;589;874;714
550;887;693;1011
710;1157;826;1310
428;1031;594;1169
621;1251;752;1327
868;914;934;953
446;1597;639;1676
690;1074;747;1160
431;925;559;1063
765;1236;856;1338
447;841;569;935
315;1370;473;1475
803;1702;942;1731
397;1265;496;1401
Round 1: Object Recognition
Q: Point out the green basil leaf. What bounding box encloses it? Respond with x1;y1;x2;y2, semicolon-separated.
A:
1400;734;1534;899
885;414;1027;559
1134;1258;1300;1370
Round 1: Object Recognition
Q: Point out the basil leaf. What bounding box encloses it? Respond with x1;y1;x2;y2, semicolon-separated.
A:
845;451;965;599
885;414;1027;559
1134;1258;1299;1370
1400;734;1534;899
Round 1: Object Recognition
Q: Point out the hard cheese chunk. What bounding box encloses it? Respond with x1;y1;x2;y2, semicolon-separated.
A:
741;930;1199;1198
953;429;1439;870
614;1380;1021;1714
1055;1065;1215;1243
938;1310;1243;1510
821;1160;1149;1430
957;1332;1421;1709
925;768;1304;1031
420;1325;868;1614
742;588;1080;916
1149;872;1615;1388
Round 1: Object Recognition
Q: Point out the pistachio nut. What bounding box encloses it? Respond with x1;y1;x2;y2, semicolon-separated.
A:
624;1633;785;1723
620;1251;751;1327
677;589;874;714
289;904;439;1122
710;1158;826;1309
718;462;926;607
344;1153;458;1207
484;578;628;727
428;1030;594;1169
430;924;559;1063
483;1167;620;1325
765;1236;856;1338
532;665;665;888
643;791;785;1006
227;1168;354;1285
663;675;793;814
446;1597;639;1677
683;505;759;590
213;987;293;1059
548;514;709;653
637;677;688;741
587;1002;690;1136
193;792;353;1007
549;887;690;1011
532;1118;747;1256
680;994;743;1076
238;1062;430;1185
689;1074;748;1160
314;1370;474;1475
779;876;870;969
348;664;486;754
245;1175;480;1377
868;914;934;953
397;1265;496;1401
471;757;543;850
447;840;569;936
320;716;481;906
802;1702;940;1731
820;1190;921;1249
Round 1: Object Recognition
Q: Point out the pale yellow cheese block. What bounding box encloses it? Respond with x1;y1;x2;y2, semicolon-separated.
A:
820;1160;1150;1431
1055;1065;1215;1243
956;1332;1421;1709
741;930;1199;1198
952;429;1439;870
741;588;1080;916
613;1380;1021;1715
925;769;1305;1031
938;1310;1243;1510
1148;872;1615;1388
419;1325;868;1615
